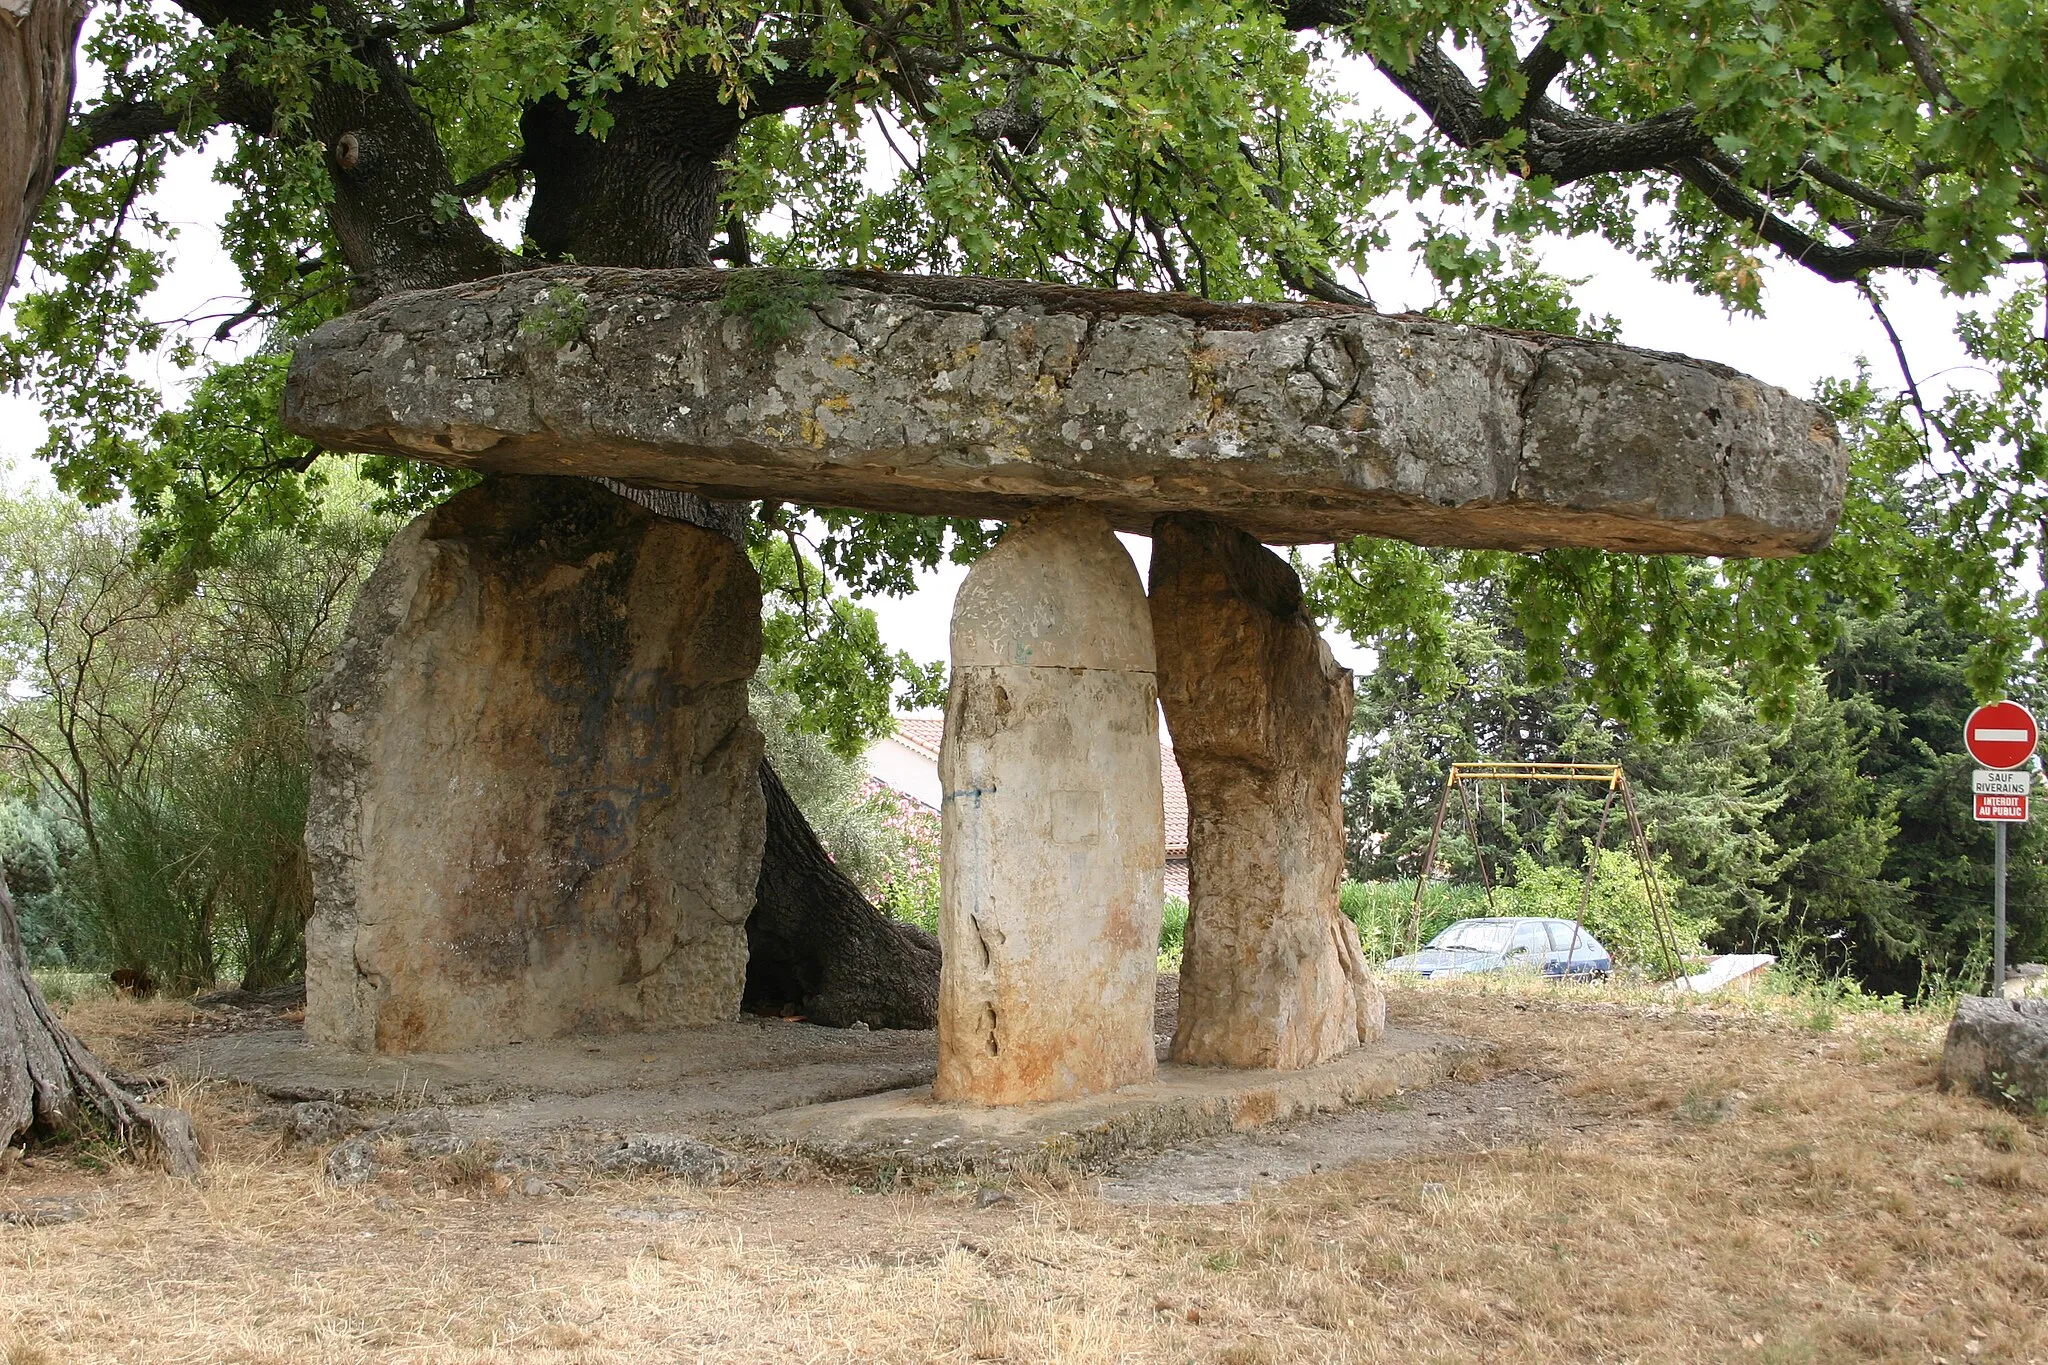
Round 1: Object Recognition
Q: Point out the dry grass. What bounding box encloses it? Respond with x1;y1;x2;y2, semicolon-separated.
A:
3;982;2045;1363
47;993;204;1071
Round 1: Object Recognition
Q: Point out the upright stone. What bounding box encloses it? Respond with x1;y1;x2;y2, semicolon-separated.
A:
306;476;765;1053
1149;514;1384;1070
936;506;1165;1104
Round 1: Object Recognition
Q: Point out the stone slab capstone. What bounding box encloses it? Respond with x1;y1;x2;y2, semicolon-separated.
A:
283;268;1846;553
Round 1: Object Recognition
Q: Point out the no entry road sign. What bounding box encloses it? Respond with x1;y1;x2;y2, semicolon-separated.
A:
1965;703;2037;998
1965;700;2040;770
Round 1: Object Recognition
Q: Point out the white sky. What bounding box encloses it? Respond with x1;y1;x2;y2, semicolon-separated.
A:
1;52;2029;684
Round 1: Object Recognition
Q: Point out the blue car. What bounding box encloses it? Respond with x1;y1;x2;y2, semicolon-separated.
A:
1384;916;1612;979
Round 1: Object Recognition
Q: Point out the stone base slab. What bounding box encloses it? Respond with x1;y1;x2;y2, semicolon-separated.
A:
719;1028;1483;1178
167;1020;1481;1179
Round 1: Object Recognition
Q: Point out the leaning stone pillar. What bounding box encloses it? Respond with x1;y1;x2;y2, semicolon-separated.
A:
305;476;765;1053
1149;514;1385;1070
935;506;1164;1104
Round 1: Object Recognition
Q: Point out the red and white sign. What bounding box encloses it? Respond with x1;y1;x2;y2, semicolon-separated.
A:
1965;700;2039;770
1976;792;2030;823
1974;768;2031;823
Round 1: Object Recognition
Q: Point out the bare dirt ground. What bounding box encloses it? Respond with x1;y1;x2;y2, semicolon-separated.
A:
5;980;2046;1364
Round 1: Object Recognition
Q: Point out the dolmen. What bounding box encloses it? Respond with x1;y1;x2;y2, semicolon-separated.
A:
285;268;1846;1103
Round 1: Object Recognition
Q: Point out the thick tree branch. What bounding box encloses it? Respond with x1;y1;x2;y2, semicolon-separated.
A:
185;0;508;296
1875;0;1955;108
968;91;1046;151
1515;22;1571;118
1274;2;1992;287
1357;36;1716;185
371;0;476;40
1671;156;1942;280
60;78;278;170
65;98;182;158
744;36;841;116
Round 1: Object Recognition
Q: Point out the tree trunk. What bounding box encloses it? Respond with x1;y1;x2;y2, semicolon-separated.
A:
745;759;941;1030
1;0;86;308
0;869;200;1176
521;53;835;270
522;78;744;269
1;2;201;1172
598;484;943;1031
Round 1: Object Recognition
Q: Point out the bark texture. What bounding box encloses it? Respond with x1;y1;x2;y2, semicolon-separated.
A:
1150;514;1382;1070
306;476;767;1052
1;870;200;1176
174;0;508;300
744;760;940;1030
522;83;742;271
1;0;84;307
284;266;1848;555
522;52;831;271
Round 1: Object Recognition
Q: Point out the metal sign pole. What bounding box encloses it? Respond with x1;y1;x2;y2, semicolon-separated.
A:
1963;700;2037;995
1994;821;2007;998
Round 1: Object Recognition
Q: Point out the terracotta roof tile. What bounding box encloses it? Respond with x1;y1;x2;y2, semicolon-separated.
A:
893;715;945;761
1160;739;1188;857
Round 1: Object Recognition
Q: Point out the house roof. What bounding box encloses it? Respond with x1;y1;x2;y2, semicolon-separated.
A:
1160;745;1188;858
893;715;944;762
878;714;1188;857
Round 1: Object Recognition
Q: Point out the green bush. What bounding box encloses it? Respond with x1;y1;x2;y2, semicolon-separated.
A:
874;867;940;935
1158;895;1189;969
0;797;90;967
1494;848;1713;971
1;479;386;991
1341;879;1490;962
30;969;110;1011
865;792;941;936
85;784;222;992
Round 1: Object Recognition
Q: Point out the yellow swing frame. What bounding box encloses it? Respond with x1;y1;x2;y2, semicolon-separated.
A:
1406;762;1689;984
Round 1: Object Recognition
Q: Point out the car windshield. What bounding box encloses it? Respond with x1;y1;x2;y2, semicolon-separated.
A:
1428;922;1514;954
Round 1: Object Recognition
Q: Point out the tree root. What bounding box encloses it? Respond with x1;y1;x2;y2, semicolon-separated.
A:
1;873;200;1179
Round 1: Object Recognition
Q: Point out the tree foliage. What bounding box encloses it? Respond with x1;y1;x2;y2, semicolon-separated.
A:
3;0;2046;731
0;474;389;988
1347;572;2043;995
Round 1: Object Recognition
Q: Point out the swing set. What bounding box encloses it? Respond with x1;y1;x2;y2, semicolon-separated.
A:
1407;762;1690;983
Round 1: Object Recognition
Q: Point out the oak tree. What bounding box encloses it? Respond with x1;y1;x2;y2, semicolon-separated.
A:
4;0;2047;1019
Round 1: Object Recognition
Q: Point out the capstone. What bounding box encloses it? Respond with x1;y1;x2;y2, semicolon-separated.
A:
282;268;1847;556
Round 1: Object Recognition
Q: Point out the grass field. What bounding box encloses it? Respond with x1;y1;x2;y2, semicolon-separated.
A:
3;980;2044;1364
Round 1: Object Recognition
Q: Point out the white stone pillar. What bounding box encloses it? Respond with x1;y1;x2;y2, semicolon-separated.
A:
935;506;1164;1104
